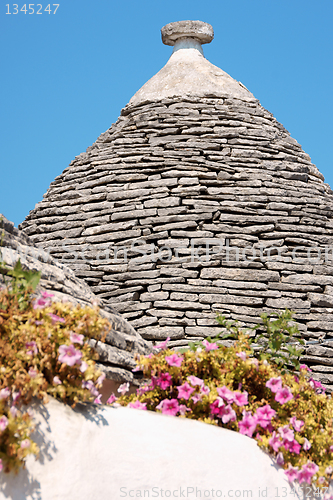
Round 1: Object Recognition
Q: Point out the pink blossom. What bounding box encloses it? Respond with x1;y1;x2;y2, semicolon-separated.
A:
269;431;283;452
187;375;204;387
165;353;183;367
234;391;248;407
217;386;234;404
238;414;257;438
25;341;38;356
325;466;333;475
265;377;282;393
298;462;318;484
28;367;38;378
132;365;143;372
289;416;304;432
276;452;284;465
94;395;102;404
20;439;30;449
255;405;276;424
128;400;147;410
156;399;180;416
82;380;99;397
96;373;106;386
12;391;20;403
191;393;203;404
10;406;18;418
0;416;9;432
0;459;2;472
153;337;170;350
300;364;311;372
200;385;210;396
70;332;84;345
220;405;236;424
49;313;65;324
318;477;325;484
58;344;82;366
156;372;172;390
145;353;153;359
236;352;247;361
118;383;130;395
33;296;52;309
275;387;293;405
106;394;117;404
284;439;301;454
178;405;191;416
202;339;219;351
278;426;294;442
0;388;10;400
177;382;195;400
53;376;62;385
303;438;311;451
80;361;88;373
210;399;225;417
285;464;299;482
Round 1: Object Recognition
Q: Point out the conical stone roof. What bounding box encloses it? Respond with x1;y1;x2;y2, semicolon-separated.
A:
20;21;333;387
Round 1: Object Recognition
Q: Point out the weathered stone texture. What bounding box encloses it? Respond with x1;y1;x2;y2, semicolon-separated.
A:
18;22;333;388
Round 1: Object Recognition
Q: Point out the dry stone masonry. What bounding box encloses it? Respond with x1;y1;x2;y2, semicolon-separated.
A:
0;215;151;385
19;21;333;388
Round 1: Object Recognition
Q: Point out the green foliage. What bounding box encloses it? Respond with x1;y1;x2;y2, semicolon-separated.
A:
216;309;305;374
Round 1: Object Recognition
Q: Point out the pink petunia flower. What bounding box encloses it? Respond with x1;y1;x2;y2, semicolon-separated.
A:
33;296;51;309
82;380;99;397
191;393;203;404
80;361;88;373
276;452;284;465
300;364;311;372
0;388;10;400
238;414;257;438
217;386;234;404
58;344;82;366
156;372;172;390
220;405;236;424
178;404;191;416
128;400;147;410
28;367;38;378
255;404;276;429
118;383;130;395
53;376;62;385
20;439;30;449
96;373;106;387
275;387;293;405
106;394;117;404
202;339;219;351
285;464;299;482
269;431;283;452
70;332;84;345
177;382;195;400
156;399;180;416
265;377;282;393
49;313;65;324
210;399;225;417
0;416;9;432
187;375;204;387
165;353;183;367
200;385;210;396
236;352;247;361
278;425;294;442
94;395;102;404
153;337;170;350
289;416;304;432
284;439;301;455
325;466;333;475
233;391;248;407
298;462;318;484
303;438;311;451
25;341;38;356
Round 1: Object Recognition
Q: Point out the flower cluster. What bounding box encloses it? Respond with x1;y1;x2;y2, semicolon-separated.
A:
116;334;333;489
0;286;110;472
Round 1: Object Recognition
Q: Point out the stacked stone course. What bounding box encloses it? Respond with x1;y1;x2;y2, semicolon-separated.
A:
19;21;333;388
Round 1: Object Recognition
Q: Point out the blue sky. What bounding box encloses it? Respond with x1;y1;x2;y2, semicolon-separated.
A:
1;0;332;227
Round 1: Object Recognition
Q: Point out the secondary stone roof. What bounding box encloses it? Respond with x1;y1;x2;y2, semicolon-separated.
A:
19;21;333;388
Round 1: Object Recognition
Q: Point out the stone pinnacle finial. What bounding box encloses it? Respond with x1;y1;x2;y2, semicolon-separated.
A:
161;20;214;46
